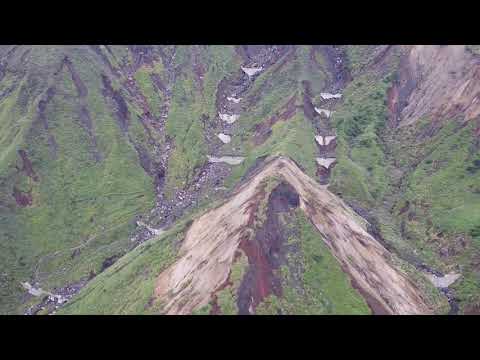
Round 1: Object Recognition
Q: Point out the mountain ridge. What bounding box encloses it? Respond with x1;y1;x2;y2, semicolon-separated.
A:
1;45;479;314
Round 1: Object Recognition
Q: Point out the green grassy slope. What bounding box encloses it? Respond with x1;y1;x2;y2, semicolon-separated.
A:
0;46;158;314
4;45;477;314
328;45;480;313
57;219;187;315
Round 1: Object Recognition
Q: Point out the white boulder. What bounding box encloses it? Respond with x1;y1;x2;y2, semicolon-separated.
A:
207;155;245;165
219;113;240;124
217;133;231;144
241;66;263;77
316;157;337;169
314;108;331;117
320;92;342;100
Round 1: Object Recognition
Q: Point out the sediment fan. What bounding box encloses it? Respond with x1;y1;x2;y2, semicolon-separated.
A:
155;156;432;315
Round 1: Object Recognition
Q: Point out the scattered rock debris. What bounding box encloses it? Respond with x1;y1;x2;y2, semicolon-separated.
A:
426;272;461;289
21;281;67;313
136;221;164;236
227;96;242;103
218;113;240;124
23;277;90;315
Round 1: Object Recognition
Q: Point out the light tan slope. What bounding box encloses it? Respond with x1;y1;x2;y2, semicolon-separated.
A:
399;45;480;127
154;157;432;315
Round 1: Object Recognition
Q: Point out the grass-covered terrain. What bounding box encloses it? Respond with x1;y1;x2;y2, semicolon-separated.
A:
0;46;157;314
388;119;480;311
343;45;379;75
329;72;393;208
327;46;480;313
2;45;479;314
58;219;187;315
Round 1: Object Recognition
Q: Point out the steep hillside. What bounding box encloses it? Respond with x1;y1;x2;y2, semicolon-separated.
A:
2;45;479;315
330;45;480;313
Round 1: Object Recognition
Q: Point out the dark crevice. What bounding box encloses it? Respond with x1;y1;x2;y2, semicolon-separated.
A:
101;74;129;133
36;86;58;158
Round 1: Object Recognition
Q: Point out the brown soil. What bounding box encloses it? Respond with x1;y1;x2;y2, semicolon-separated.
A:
316;164;334;185
150;73;167;96
78;106;102;162
88;45;119;78
315;138;337;154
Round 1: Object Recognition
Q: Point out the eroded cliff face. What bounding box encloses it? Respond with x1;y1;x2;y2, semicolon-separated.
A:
393;45;480;127
154;157;432;315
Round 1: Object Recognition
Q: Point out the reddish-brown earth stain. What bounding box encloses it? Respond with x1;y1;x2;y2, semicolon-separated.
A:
271;46;296;76
237;182;299;314
238;237;277;308
12;186;32;207
17;150;38;182
150;73;168;96
88;45;119;78
387;82;400;127
252;94;297;146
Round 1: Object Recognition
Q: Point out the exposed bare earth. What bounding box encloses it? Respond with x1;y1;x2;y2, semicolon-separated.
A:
154;157;432;314
399;45;480;127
